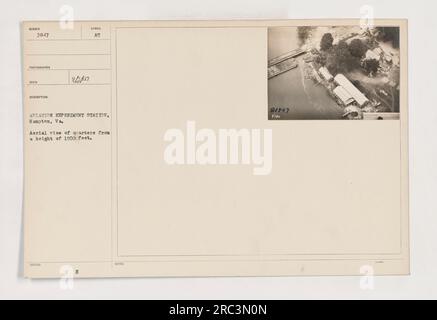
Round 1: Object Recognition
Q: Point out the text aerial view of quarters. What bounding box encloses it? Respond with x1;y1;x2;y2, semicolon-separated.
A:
268;26;401;120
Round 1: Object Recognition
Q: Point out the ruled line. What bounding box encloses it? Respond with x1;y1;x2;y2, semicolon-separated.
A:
26;83;111;86
26;53;110;56
26;38;110;41
27;68;111;71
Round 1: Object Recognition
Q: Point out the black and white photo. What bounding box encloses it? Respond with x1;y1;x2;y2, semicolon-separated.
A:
268;26;401;120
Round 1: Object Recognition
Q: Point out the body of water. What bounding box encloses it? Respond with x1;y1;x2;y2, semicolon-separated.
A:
268;27;345;120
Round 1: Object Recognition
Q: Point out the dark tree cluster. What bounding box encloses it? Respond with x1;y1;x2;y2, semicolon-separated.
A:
320;33;334;51
363;59;380;75
328;40;361;75
318;34;374;75
319;36;360;75
297;26;314;45
349;39;367;58
376;27;400;48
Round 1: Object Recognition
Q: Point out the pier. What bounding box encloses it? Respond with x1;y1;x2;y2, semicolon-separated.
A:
268;48;307;79
268;48;306;67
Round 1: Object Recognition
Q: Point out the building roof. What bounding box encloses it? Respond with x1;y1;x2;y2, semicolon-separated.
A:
334;74;369;106
365;49;380;61
319;67;333;81
373;47;383;55
333;86;354;105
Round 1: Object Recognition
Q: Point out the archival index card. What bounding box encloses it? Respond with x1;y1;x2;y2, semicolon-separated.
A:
22;20;409;278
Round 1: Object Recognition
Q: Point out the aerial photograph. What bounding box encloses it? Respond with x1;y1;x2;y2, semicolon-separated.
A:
268;26;401;120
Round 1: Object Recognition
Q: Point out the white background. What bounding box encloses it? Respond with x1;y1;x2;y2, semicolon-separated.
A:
1;0;436;300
